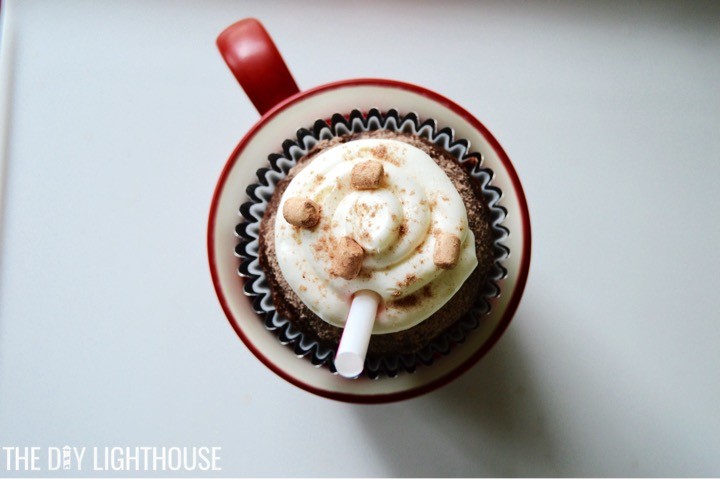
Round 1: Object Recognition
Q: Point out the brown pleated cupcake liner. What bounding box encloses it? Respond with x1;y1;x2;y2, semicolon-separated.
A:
235;109;509;379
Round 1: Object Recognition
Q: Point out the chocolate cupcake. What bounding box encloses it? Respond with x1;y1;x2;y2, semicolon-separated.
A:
236;110;508;378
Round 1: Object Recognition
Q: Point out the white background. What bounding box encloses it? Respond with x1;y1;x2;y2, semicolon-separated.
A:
1;0;719;477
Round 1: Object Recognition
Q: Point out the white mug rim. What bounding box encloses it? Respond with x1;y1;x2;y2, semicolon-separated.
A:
207;78;532;403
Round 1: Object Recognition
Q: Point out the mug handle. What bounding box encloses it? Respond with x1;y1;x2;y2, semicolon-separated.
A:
217;18;300;115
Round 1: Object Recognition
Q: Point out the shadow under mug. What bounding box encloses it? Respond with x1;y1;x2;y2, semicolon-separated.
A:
208;18;531;403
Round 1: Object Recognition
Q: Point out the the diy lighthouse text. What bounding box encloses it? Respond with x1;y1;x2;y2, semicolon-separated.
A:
1;446;222;472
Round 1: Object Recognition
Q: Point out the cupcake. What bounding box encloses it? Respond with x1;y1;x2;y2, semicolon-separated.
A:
236;110;507;378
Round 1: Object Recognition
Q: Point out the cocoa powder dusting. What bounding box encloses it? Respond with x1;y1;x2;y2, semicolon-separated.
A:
388;294;420;309
397;274;417;289
371;144;388;160
397;221;408;238
357;267;374;279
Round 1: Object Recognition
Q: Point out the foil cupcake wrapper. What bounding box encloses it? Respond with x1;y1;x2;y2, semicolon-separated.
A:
234;109;509;379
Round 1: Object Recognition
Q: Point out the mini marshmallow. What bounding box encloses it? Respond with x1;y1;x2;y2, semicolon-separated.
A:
433;233;461;269
351;160;384;190
330;237;365;280
283;197;321;228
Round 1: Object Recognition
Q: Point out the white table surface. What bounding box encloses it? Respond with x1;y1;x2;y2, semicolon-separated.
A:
1;1;718;477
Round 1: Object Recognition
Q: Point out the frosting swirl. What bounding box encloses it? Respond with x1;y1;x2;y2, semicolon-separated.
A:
274;139;478;334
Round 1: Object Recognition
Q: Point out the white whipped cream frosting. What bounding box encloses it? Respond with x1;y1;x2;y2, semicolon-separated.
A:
274;139;478;334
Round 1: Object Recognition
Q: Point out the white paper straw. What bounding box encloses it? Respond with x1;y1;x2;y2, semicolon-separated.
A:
334;290;380;378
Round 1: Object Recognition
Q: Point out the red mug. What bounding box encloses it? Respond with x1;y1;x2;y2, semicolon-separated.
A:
208;19;531;403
